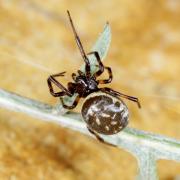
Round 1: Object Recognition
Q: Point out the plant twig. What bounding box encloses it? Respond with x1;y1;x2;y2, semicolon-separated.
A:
0;88;179;163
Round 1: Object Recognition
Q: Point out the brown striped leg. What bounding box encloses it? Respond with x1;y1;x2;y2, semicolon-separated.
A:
72;73;77;81
77;70;84;76
60;95;80;109
47;72;72;97
87;127;116;147
87;51;104;77
67;11;91;78
100;87;141;108
97;66;113;84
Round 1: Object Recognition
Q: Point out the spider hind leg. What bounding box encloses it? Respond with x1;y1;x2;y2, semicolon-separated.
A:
87;127;116;147
100;87;141;108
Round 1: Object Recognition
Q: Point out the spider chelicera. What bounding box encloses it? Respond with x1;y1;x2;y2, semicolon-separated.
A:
47;11;141;146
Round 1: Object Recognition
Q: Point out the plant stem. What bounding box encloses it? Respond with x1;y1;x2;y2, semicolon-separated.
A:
137;151;158;180
0;88;179;164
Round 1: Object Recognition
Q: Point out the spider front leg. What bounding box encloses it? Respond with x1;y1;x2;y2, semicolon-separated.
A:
87;127;116;147
67;11;91;78
87;51;104;77
47;72;72;97
97;66;113;84
100;87;141;108
87;51;113;84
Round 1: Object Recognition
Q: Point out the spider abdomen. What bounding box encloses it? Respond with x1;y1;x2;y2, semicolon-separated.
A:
81;92;129;135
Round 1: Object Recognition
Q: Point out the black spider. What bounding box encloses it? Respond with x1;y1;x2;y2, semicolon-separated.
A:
47;11;141;146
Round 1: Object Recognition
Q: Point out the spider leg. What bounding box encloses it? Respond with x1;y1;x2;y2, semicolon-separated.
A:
47;72;72;97
72;70;84;82
77;70;84;76
87;51;112;83
97;66;113;84
87;127;116;147
100;87;141;108
72;73;77;81
60;94;80;109
87;51;104;77
67;10;91;78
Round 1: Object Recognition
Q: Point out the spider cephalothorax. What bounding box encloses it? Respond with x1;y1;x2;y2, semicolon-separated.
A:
47;11;141;146
71;69;99;97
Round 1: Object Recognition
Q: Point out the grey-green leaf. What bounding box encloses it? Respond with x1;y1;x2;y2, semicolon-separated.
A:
81;23;111;73
55;23;111;114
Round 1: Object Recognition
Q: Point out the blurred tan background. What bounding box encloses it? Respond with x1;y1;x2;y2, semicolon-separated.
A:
0;0;180;179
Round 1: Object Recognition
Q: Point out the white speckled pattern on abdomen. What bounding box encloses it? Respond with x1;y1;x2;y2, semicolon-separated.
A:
81;92;129;135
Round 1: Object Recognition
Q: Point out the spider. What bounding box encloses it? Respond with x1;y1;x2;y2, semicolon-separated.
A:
47;11;141;146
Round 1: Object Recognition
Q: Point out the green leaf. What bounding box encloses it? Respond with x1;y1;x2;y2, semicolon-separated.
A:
81;23;111;73
56;23;111;113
